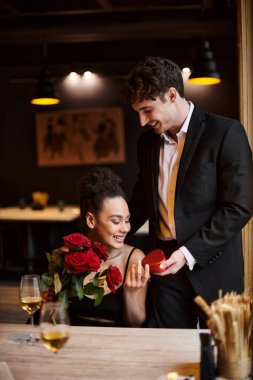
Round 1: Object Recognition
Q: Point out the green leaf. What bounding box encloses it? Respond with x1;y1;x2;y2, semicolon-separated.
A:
61;275;71;288
48;262;60;277
83;282;98;296
99;269;107;277
52;248;64;263
46;252;51;262
48;249;65;277
72;275;84;300
41;273;54;290
94;287;104;306
92;277;99;287
54;273;62;294
68;288;78;298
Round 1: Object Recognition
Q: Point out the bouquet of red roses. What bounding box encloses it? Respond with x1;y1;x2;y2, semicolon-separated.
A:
41;233;122;308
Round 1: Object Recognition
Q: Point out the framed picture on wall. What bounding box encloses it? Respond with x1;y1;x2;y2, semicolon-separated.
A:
35;107;125;167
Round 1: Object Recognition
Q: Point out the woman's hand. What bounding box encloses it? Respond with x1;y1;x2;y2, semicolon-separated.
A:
124;260;150;291
123;257;149;327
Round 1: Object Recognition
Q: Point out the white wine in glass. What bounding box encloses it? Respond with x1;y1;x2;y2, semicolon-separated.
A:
19;274;42;344
40;302;70;354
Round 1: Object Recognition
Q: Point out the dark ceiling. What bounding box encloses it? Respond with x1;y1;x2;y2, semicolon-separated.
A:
0;0;237;75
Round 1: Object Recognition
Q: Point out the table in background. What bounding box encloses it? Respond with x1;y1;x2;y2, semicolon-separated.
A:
0;206;80;272
0;205;80;222
0;324;203;380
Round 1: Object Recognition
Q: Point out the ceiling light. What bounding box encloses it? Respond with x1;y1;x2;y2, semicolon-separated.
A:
188;40;221;86
83;71;92;80
67;72;80;81
182;67;191;74
31;66;61;105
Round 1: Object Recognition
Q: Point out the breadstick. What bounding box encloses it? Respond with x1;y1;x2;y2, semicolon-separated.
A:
194;295;212;317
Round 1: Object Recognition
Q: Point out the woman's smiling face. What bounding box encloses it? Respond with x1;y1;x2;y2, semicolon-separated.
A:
88;196;131;249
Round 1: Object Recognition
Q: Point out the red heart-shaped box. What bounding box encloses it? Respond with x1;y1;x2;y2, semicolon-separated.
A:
142;249;166;273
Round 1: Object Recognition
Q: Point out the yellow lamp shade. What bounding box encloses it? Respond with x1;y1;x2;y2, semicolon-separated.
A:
31;97;61;105
31;67;60;106
188;77;221;85
189;40;221;86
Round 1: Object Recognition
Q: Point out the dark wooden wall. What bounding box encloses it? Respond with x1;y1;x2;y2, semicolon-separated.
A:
0;49;238;207
0;39;239;274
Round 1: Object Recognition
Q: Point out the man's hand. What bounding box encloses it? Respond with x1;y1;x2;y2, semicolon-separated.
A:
156;249;186;276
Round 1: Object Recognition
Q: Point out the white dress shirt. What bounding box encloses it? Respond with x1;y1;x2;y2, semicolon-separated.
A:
158;101;196;270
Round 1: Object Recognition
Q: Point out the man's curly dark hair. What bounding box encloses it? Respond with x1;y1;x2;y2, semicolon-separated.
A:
121;56;184;104
78;167;126;233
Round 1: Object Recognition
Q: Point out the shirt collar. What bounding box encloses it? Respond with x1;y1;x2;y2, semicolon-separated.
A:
181;101;194;134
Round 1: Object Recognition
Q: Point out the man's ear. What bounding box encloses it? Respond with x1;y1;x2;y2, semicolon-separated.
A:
86;212;95;229
166;87;177;102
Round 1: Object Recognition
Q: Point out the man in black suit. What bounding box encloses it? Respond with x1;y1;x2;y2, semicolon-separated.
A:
122;56;253;328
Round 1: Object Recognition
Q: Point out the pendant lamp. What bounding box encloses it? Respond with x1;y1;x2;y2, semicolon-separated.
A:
188;40;221;85
31;66;61;105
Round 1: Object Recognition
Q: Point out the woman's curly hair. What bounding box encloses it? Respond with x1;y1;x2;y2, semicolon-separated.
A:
121;56;184;104
78;167;126;233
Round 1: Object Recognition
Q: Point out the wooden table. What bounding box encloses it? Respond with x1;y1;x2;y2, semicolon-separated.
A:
0;324;204;380
0;206;80;272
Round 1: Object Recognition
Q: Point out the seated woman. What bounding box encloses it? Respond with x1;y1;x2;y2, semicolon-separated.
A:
66;167;150;327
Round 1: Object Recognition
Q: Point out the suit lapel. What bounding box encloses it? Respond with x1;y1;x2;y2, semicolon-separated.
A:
176;106;207;194
151;135;161;216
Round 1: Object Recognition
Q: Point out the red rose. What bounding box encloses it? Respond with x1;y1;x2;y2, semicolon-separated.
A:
92;242;109;261
85;249;101;272
106;265;122;293
64;251;88;274
63;233;91;249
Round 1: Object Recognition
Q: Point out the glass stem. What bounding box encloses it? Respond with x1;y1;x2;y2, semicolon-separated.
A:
30;314;35;339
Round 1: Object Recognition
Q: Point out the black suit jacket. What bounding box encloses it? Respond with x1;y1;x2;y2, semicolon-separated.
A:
129;105;253;302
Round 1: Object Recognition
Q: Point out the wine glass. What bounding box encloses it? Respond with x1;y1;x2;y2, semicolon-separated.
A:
40;302;70;354
19;274;42;344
